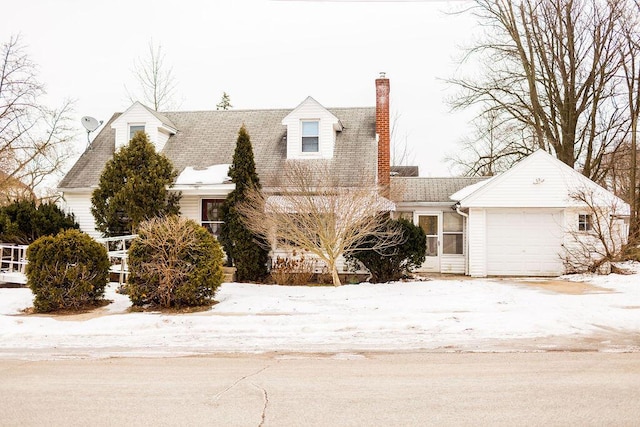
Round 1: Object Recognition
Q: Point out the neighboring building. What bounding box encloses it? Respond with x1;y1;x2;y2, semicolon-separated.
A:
59;76;628;277
0;171;35;205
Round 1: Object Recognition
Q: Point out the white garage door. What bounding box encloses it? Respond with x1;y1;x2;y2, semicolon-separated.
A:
486;210;565;276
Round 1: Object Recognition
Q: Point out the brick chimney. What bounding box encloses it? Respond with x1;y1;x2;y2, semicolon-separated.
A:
375;73;390;190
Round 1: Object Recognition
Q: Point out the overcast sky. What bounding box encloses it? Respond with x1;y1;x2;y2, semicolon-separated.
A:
3;0;479;177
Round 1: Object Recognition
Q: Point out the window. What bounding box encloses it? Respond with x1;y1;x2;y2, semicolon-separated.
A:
129;125;145;140
301;121;319;152
578;214;592;232
443;212;463;255
201;199;224;238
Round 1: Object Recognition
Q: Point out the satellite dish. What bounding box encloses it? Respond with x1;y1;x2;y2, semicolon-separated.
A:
81;116;103;149
81;116;101;132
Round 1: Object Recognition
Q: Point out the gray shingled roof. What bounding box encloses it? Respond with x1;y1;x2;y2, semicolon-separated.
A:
391;176;488;203
59;107;377;189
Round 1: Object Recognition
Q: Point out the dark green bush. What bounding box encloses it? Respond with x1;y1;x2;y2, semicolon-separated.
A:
347;218;426;283
0;200;78;244
26;229;110;313
127;216;224;308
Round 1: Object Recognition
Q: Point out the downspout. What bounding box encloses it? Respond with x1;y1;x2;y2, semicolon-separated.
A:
455;203;469;275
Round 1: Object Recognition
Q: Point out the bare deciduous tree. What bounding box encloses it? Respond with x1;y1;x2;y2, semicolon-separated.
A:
0;35;76;200
390;109;415;167
447;109;531;176
126;41;178;111
449;0;637;183
620;0;640;240
562;188;628;273
236;161;403;286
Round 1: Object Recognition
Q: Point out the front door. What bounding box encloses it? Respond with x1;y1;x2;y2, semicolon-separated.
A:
418;214;440;272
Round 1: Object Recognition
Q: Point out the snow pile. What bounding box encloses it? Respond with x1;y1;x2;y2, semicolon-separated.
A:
0;271;638;359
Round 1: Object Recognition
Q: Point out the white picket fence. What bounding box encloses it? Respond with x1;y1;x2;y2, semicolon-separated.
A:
0;235;137;286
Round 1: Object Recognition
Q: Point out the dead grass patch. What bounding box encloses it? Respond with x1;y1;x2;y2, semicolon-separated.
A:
508;279;612;295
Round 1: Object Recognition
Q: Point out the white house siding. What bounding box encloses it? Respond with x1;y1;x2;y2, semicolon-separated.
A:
62;191;100;238
460;152;580;209
440;255;465;274
467;208;487;277
179;195;201;224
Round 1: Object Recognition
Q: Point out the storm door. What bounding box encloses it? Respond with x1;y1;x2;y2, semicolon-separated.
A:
418;214;440;272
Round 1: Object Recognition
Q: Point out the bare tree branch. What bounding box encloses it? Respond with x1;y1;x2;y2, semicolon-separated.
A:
448;0;637;181
0;35;77;202
125;41;179;111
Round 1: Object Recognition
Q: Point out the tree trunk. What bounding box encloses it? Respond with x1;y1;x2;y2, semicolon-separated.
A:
629;115;639;242
328;259;342;287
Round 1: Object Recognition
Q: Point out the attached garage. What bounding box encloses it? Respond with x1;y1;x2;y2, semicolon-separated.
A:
453;150;629;278
485;210;564;276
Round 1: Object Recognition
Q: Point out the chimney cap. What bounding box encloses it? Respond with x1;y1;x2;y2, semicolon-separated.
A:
378;72;386;79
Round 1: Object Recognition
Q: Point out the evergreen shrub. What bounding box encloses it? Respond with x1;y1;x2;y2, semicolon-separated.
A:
127;216;224;308
347;218;426;283
0;200;78;244
90;131;181;237
26;229;110;313
219;125;269;282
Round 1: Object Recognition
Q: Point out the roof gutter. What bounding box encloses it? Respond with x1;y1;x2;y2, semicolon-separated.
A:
455;202;469;276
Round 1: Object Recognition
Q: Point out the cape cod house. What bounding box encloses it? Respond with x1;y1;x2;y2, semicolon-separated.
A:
59;75;628;277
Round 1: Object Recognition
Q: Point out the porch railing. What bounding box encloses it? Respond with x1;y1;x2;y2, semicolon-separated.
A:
0;243;28;285
0;235;137;286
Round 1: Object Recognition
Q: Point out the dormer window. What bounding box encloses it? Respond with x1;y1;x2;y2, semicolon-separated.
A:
281;97;341;160
129;124;145;140
301;120;319;152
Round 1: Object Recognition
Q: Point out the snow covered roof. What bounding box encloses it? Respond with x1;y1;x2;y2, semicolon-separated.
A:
449;177;494;202
175;164;231;185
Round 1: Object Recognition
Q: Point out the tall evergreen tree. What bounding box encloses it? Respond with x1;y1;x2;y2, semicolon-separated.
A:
91;131;181;236
219;126;269;282
216;92;232;110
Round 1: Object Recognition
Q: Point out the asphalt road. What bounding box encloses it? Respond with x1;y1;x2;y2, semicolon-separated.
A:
1;352;639;426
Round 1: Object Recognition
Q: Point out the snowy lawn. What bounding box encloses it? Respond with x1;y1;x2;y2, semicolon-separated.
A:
1;264;639;359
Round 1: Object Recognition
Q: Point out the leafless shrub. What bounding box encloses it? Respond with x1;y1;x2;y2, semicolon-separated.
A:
270;251;316;286
562;188;628;273
237;161;403;286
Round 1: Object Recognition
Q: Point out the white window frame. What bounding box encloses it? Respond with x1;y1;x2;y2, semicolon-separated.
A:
301;120;320;153
578;213;593;232
442;212;464;255
201;198;225;238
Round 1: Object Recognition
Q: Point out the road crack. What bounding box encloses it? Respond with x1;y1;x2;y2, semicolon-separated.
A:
212;363;271;402
252;382;268;427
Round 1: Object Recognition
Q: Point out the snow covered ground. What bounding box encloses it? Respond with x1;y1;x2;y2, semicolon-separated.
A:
1;265;639;360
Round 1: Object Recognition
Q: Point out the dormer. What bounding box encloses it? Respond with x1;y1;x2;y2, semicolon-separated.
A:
281;97;343;160
111;102;177;152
